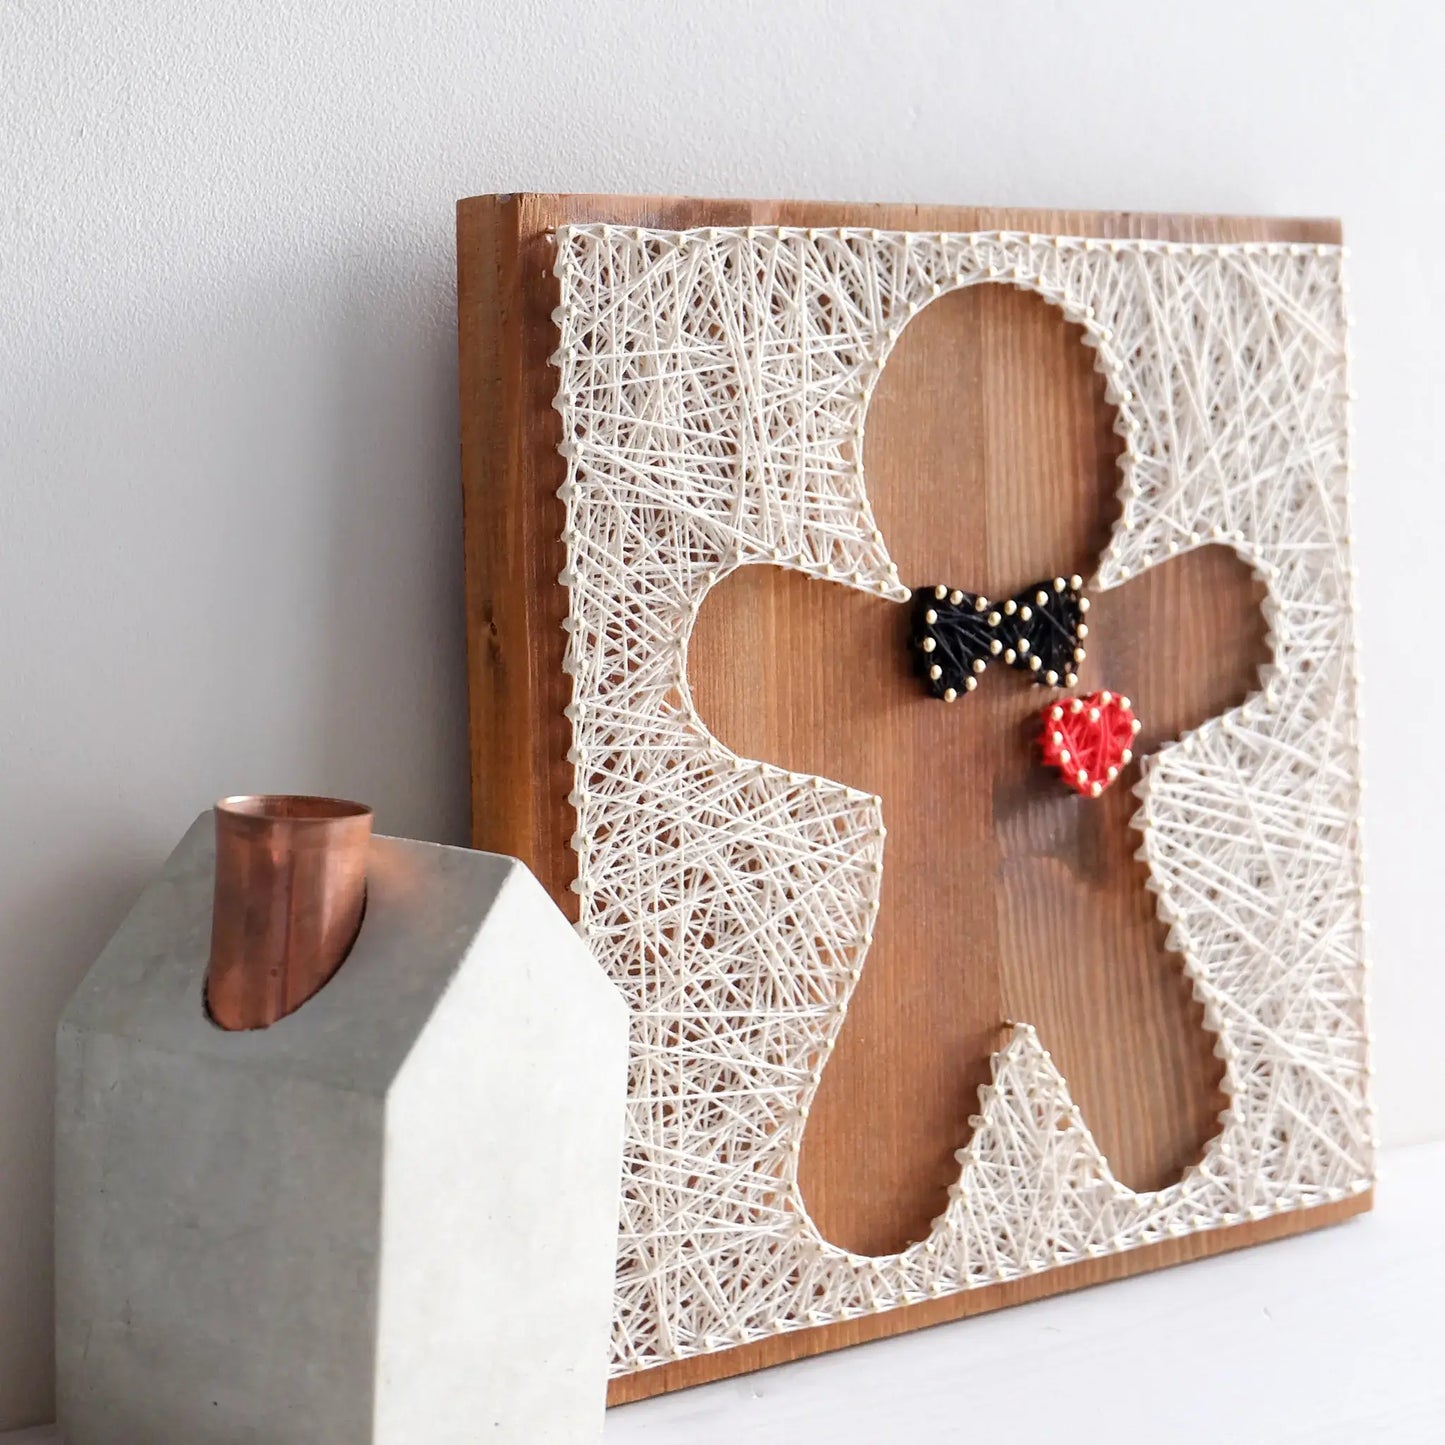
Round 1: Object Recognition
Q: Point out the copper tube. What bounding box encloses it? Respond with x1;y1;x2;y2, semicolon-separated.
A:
206;795;373;1031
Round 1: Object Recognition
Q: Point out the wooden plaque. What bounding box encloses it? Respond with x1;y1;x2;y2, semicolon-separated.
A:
458;195;1372;1403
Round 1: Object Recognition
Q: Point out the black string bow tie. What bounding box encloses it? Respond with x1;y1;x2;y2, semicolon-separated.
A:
910;576;1089;700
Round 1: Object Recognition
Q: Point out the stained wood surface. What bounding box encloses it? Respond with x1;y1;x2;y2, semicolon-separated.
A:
457;194;1366;1406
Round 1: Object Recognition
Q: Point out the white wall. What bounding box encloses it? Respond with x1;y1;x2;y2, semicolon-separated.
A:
2;0;1441;1429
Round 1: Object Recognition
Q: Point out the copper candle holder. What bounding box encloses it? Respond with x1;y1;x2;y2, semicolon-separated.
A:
206;794;373;1031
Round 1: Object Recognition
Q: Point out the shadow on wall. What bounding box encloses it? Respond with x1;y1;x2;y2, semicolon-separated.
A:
315;249;470;827
0;229;472;1428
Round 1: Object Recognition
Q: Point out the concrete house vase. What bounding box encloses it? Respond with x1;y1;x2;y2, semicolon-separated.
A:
55;808;630;1445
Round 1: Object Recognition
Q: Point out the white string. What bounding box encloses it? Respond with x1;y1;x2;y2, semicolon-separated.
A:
550;225;1373;1376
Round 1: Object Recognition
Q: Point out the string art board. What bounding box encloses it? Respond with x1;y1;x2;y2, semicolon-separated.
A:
458;194;1374;1401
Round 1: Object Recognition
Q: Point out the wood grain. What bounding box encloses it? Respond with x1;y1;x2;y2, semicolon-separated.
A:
456;194;1367;1406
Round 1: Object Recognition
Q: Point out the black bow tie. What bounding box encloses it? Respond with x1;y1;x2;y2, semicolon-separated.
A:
910;576;1089;700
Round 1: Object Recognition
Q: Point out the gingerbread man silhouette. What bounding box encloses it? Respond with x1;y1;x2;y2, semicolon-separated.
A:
689;283;1269;1258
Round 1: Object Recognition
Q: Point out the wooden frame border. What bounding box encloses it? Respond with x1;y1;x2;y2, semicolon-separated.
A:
457;194;1369;1404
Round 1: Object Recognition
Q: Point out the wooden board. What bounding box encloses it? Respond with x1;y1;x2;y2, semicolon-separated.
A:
457;194;1369;1405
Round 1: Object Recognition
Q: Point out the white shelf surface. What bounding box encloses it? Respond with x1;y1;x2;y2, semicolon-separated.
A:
10;1142;1441;1444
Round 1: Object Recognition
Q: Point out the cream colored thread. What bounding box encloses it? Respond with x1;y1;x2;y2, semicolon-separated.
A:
550;225;1372;1375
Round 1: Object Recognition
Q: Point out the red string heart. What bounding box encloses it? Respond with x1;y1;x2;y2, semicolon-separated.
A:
1040;690;1141;798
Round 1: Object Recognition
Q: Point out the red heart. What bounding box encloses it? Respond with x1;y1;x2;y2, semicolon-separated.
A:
1039;690;1141;798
